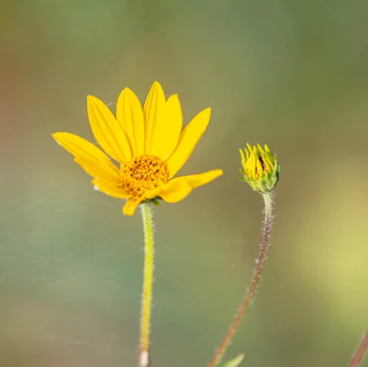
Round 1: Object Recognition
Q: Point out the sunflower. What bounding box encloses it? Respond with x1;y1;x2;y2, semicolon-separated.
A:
53;81;223;215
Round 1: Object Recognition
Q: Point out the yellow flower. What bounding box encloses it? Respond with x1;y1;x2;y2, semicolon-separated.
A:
53;81;223;215
239;143;279;193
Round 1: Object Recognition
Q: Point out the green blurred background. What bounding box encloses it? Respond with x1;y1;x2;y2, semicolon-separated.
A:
1;1;368;366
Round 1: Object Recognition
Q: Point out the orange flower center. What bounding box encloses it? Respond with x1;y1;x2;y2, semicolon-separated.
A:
120;155;170;198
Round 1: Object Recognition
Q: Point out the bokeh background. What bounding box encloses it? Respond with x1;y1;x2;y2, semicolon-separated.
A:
1;1;368;366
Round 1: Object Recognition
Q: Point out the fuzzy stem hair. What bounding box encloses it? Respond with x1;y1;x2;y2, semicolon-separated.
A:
138;202;155;367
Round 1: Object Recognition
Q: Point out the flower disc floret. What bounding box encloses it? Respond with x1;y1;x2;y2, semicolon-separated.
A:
120;155;169;199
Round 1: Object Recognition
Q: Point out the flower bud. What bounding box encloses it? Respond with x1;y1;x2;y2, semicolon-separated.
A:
239;144;280;193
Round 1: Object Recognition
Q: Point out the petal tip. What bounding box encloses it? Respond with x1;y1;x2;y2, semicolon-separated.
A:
195;107;212;124
122;199;139;216
120;87;132;96
87;95;99;106
52;132;67;146
167;93;181;106
52;132;60;141
152;80;162;87
150;81;164;94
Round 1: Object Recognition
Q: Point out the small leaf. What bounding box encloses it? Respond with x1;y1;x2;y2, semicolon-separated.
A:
221;353;245;367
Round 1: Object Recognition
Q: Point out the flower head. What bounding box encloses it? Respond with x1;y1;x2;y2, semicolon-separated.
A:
53;82;223;215
239;143;279;193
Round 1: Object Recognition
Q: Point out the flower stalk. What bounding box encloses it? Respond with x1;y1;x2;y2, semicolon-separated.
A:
347;328;368;367
139;202;155;367
207;191;274;367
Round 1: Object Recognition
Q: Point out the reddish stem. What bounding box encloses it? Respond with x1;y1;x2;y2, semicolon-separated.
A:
347;329;368;367
206;192;274;367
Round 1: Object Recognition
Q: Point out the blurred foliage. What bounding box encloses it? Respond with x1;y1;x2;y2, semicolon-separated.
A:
221;353;245;367
0;1;368;367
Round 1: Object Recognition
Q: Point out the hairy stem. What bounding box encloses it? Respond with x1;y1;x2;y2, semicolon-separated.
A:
139;203;155;367
347;329;368;367
206;191;274;367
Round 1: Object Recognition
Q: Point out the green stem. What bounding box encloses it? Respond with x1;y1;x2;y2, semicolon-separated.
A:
347;329;368;367
139;202;155;367
206;191;274;367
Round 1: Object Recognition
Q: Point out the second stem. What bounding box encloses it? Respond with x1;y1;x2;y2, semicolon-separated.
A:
207;191;274;367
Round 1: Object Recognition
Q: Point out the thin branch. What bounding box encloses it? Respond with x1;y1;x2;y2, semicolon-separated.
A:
347;329;368;367
206;192;274;367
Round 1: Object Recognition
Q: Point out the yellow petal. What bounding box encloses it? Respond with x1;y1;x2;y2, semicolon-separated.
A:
245;146;250;160
178;169;223;189
87;95;132;163
262;154;272;172
257;143;265;154
159;178;193;203
123;198;142;216
165;107;211;178
250;150;256;178
75;158;120;185
143;81;166;154
92;179;129;199
149;94;183;160
256;159;263;176
160;169;223;203
239;149;246;167
116;88;145;157
53;132;110;162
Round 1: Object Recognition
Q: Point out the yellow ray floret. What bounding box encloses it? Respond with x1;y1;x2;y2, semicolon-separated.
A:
53;81;223;215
